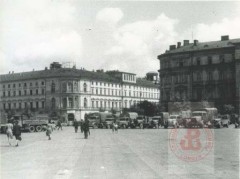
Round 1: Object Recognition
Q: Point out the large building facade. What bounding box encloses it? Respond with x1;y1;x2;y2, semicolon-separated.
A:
158;35;240;113
0;62;160;122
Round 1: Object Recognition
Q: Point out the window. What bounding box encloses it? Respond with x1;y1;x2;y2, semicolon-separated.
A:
68;82;73;92
3;91;5;97
41;89;44;95
24;83;27;87
30;102;33;109
96;101;99;108
83;83;87;92
8;103;11;109
8;84;10;88
51;81;55;93
13;103;16;108
35;82;38;86
42;101;45;108
63;98;67;108
18;103;21;109
207;72;213;81
96;88;98;95
24;90;27;95
13;91;16;96
30;82;32;86
36;89;38;95
208;56;212;65
179;60;183;67
196;57;201;65
197;72;202;81
8;91;10;96
41;81;44;85
19;83;21;87
19;91;21;96
30;90;33;95
3;84;5;89
69;98;73;108
13;84;16;88
24;102;27;109
92;101;94;108
3;103;6;110
36;101;39;109
62;83;67;92
84;98;87;108
51;98;56;109
220;55;225;63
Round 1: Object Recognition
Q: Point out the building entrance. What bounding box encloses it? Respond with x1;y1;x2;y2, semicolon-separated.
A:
68;113;75;122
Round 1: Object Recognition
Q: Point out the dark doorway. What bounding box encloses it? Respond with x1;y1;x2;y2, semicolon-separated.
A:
68;113;74;121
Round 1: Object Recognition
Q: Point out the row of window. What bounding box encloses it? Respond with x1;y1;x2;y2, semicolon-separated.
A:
161;54;233;69
2;81;45;89
2;89;45;97
91;88;159;98
3;101;45;110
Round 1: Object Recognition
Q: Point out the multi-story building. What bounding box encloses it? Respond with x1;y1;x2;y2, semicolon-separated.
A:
0;62;160;122
158;35;240;113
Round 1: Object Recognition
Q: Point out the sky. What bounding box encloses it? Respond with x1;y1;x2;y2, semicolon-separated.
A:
0;0;240;76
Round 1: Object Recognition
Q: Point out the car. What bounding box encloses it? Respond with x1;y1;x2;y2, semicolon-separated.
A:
103;117;114;129
129;116;144;129
148;116;161;128
221;114;230;128
118;117;130;129
164;115;180;128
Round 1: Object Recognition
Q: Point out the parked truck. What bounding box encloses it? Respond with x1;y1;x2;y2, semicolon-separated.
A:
186;108;218;128
1;114;49;133
86;112;112;128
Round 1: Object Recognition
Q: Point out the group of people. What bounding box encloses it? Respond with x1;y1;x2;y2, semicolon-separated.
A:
6;120;22;147
73;119;90;139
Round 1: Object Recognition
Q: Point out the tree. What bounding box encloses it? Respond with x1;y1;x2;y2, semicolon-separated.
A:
137;100;159;116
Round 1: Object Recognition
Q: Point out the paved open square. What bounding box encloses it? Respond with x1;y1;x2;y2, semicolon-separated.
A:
0;127;239;179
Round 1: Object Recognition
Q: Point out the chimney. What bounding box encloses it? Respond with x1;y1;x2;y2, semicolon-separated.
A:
194;40;198;46
183;40;189;46
221;35;229;41
177;42;181;48
169;45;176;50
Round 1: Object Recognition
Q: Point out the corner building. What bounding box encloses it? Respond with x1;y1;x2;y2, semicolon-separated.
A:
0;62;160;122
158;36;240;113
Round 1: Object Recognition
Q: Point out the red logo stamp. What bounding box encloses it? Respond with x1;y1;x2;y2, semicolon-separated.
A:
169;128;213;162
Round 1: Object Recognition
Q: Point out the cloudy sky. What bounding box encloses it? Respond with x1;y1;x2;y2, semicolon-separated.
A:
1;0;240;76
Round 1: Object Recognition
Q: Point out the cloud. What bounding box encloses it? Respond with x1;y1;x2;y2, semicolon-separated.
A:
103;13;179;76
96;8;123;25
0;0;82;73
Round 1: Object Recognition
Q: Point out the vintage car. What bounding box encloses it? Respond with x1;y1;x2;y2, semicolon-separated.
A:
148;116;161;129
103;117;115;129
129;116;144;129
221;115;230;128
118;117;130;129
164;115;180;128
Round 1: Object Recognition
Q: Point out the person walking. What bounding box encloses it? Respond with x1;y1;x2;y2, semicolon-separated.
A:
80;119;84;133
45;124;52;140
83;119;90;139
6;119;14;146
73;120;79;133
56;119;62;130
13;120;22;147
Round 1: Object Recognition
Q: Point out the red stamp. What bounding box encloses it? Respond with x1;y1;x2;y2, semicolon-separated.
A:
169;128;213;162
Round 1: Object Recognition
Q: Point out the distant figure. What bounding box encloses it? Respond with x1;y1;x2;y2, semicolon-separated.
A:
73;120;79;133
13;120;22;147
83;119;90;139
112;121;118;133
45;124;52;140
56;119;62;130
6;119;14;145
80;119;84;133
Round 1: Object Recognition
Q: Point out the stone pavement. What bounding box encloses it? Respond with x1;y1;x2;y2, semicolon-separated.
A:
0;126;239;179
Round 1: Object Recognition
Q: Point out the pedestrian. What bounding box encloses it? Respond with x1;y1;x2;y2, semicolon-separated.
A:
80;119;84;133
73;120;79;133
56;119;62;130
83;119;90;139
112;121;118;133
13;120;22;147
6;119;14;146
45;124;52;140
